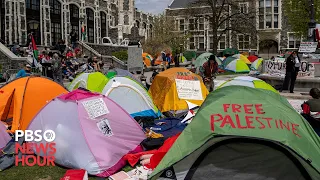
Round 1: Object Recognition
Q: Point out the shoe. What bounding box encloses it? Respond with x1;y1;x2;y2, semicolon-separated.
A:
290;91;294;93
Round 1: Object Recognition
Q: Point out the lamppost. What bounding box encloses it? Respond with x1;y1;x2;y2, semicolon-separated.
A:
79;15;85;56
308;0;316;42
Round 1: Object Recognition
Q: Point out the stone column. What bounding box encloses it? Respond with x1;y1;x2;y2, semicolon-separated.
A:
42;0;51;46
94;0;100;44
5;0;13;44
63;0;70;44
17;0;27;45
80;0;86;42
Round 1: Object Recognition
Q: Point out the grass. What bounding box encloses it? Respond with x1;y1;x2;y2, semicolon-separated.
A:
1;159;135;180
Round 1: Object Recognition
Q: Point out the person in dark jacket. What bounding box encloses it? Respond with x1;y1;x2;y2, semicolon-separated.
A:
280;51;301;93
301;88;320;136
200;55;218;92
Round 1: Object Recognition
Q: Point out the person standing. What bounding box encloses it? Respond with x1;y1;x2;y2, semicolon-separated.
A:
52;53;63;84
70;29;78;49
200;55;218;92
280;51;301;93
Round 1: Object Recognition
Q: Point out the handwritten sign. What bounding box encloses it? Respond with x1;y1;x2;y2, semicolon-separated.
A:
82;98;109;119
175;79;203;100
298;42;318;53
210;104;301;138
263;60;315;77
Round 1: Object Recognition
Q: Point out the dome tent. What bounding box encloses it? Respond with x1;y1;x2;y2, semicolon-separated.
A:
27;90;145;177
0;122;10;149
149;68;208;114
0;77;67;132
68;72;109;93
102;76;161;118
150;86;320;180
218;76;278;93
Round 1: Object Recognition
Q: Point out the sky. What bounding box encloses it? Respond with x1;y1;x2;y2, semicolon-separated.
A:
135;0;173;14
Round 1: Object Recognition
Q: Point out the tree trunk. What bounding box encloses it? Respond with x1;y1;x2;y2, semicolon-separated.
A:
211;28;219;54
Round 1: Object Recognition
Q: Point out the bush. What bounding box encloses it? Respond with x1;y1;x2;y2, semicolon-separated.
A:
112;51;128;62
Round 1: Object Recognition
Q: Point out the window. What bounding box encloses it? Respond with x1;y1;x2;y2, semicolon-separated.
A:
219;35;226;50
49;0;61;15
51;22;61;45
124;15;129;25
258;0;279;29
288;33;301;49
70;4;79;18
189;37;195;49
26;0;40;10
101;12;107;38
179;19;184;31
88;27;94;43
189;19;194;30
198;37;205;50
238;34;250;50
199;18;204;30
86;8;94;43
239;3;248;13
218;21;226;30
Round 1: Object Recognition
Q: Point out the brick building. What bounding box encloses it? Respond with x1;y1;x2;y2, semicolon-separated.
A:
166;0;301;54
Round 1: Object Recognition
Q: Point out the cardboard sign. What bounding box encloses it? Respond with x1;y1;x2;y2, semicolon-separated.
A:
82;98;109;119
175;79;203;100
298;42;318;53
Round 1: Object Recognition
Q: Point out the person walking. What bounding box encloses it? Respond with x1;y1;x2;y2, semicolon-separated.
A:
200;55;218;92
280;51;301;93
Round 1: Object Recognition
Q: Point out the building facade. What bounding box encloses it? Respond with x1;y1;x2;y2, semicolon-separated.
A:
0;0;153;46
166;0;301;54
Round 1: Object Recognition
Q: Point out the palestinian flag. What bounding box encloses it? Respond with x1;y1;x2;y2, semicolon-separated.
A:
30;34;39;67
81;24;86;41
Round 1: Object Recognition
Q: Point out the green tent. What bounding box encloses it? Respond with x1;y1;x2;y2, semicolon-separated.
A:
222;56;237;67
150;86;320;180
194;53;222;68
223;48;239;56
183;51;197;60
68;72;109;93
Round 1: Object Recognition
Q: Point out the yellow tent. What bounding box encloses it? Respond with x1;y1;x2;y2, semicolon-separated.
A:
149;68;209;112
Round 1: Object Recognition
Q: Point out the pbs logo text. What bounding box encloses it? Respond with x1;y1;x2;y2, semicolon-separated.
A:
15;130;56;142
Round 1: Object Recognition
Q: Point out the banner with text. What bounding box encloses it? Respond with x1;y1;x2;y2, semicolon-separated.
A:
263;60;315;77
298;42;318;53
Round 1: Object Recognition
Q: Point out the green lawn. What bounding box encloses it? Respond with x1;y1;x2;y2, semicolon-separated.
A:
1;160;134;180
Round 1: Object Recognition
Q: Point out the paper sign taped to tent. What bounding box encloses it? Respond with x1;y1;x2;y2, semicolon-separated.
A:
82;98;109;119
175;79;203;100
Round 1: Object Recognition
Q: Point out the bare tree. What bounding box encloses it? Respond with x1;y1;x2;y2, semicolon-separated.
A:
141;14;189;57
185;0;257;54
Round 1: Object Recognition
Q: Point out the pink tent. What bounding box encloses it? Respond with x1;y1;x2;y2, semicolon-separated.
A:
28;90;145;177
0;122;10;149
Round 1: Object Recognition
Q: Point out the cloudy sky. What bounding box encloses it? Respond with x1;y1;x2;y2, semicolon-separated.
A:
135;0;173;14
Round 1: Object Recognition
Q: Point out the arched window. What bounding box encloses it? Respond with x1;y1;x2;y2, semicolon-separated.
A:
124;15;129;25
86;8;94;43
70;4;79;39
135;20;140;28
50;0;62;45
26;0;41;44
143;22;147;29
149;24;153;37
100;12;107;38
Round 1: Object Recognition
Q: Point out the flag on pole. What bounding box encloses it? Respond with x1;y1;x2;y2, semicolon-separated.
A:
30;34;39;67
81;24;86;41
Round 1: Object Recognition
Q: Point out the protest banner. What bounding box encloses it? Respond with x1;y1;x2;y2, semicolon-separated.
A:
263;60;315;77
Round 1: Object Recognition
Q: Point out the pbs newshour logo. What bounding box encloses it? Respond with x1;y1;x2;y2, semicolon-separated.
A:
15;130;56;167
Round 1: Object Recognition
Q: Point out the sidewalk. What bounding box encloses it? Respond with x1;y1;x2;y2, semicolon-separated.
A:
280;91;310;100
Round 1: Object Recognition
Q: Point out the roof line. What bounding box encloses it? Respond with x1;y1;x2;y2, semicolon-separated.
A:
168;0;175;7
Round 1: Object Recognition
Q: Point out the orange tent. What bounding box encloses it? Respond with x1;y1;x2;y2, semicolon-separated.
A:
0;77;68;132
149;68;209;113
142;53;153;67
